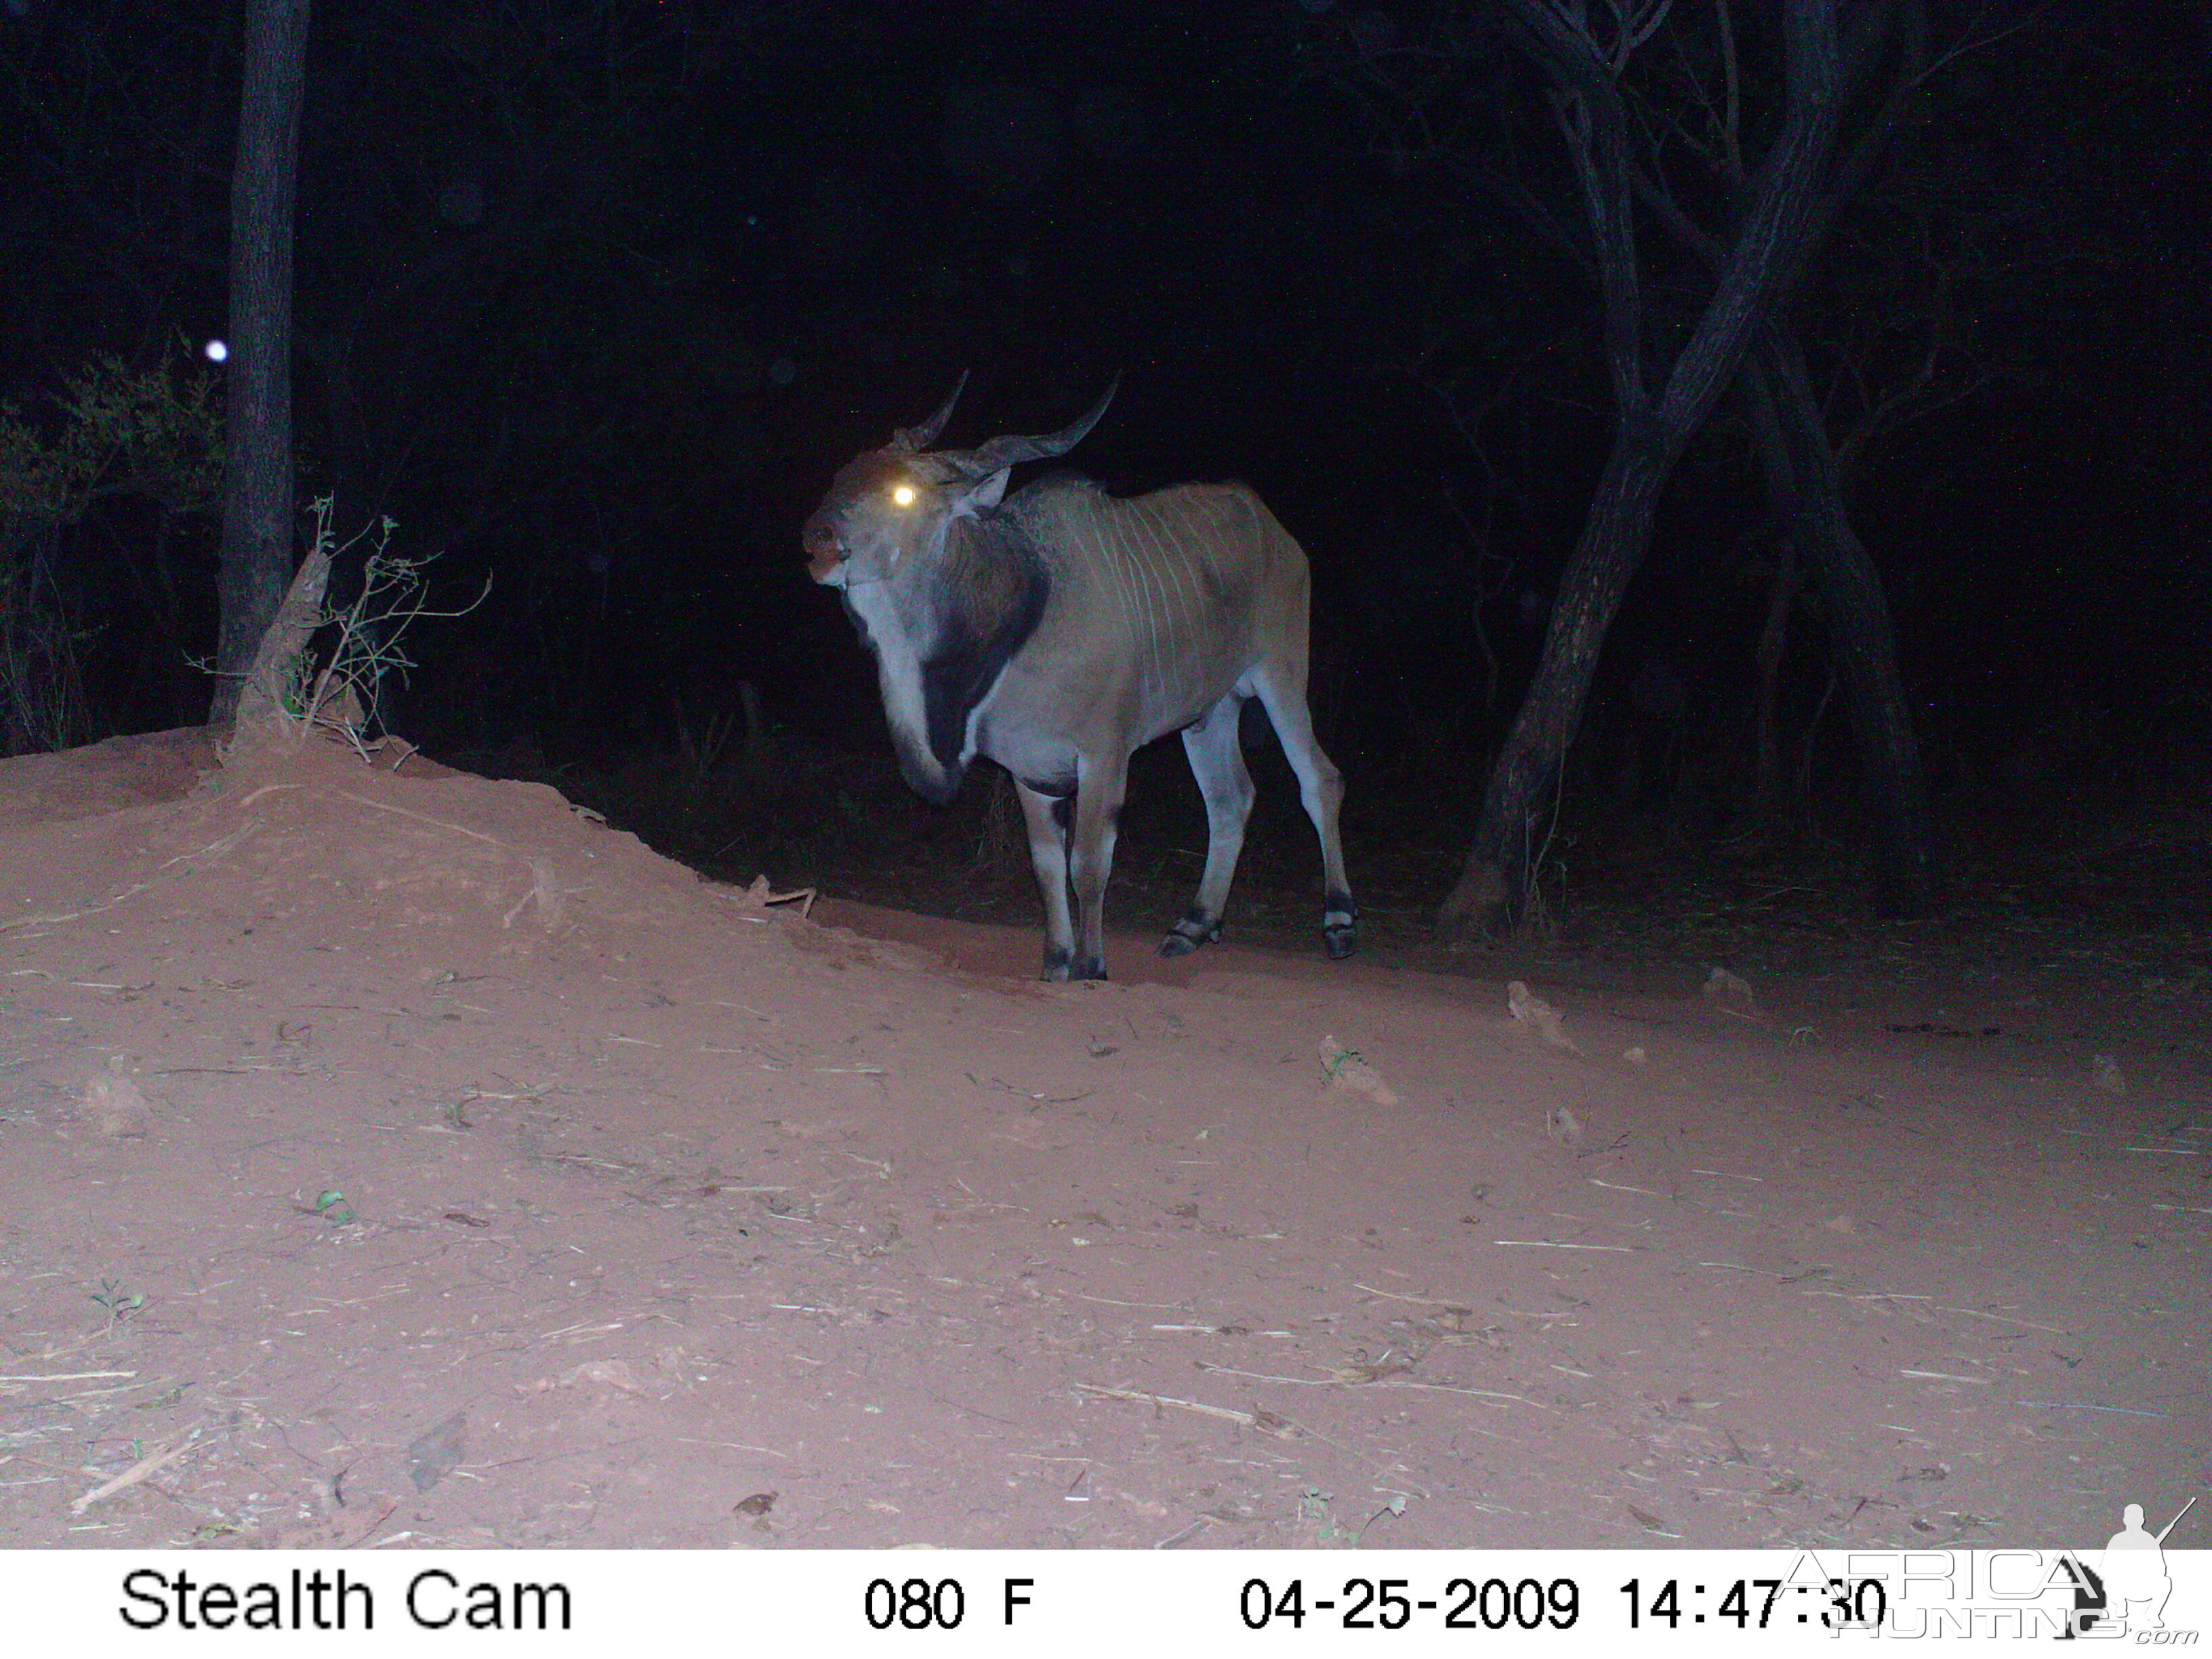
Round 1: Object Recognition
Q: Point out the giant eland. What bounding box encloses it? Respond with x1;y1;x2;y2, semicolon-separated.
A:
802;375;1356;982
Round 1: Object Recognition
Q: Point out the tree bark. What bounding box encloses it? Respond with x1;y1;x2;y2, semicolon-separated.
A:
1441;0;1848;931
224;533;331;756
1750;328;1939;912
210;0;310;724
1751;532;1799;825
1440;418;1668;923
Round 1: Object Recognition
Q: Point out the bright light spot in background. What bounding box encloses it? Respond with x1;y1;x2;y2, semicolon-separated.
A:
205;339;228;363
892;485;916;506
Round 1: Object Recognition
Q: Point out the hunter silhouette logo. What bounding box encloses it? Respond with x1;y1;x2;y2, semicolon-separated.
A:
2057;1496;2198;1638
2092;1496;2195;1635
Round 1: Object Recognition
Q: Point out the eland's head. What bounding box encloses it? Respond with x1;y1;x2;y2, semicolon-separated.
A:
802;372;1116;590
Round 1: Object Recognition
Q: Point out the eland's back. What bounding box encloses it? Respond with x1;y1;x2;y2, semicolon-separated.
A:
991;477;1313;752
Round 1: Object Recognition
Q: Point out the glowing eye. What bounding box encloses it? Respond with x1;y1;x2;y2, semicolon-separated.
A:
891;484;917;507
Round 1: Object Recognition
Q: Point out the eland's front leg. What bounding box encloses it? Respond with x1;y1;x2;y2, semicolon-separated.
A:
1066;753;1129;981
1015;779;1079;981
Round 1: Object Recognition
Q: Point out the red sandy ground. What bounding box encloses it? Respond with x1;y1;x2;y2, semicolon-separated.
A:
0;731;2203;1551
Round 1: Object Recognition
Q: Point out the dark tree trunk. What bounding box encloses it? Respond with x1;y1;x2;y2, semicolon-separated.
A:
1441;419;1669;922
210;0;310;724
1750;328;1939;912
1441;0;1849;930
1751;532;1800;825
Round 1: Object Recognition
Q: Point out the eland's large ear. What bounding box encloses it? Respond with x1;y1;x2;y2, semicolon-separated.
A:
950;468;1010;518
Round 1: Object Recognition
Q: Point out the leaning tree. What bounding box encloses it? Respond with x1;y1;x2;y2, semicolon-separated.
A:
1445;0;1944;928
1315;0;2004;926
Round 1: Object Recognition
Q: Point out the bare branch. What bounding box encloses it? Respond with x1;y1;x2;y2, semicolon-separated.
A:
1716;0;1744;182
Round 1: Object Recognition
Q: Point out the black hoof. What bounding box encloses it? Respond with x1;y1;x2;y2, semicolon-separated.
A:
1071;956;1109;982
1323;892;1357;962
1158;912;1221;958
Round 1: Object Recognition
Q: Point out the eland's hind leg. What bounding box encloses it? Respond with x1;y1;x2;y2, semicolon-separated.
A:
1247;663;1357;960
1162;691;1254;958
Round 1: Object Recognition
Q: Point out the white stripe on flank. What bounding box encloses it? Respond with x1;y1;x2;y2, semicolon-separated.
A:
1042;485;1278;738
1168;498;1204;700
1133;497;1188;708
1110;508;1159;705
1200;492;1234;585
1141;497;1176;699
1094;505;1151;703
1109;508;1152;705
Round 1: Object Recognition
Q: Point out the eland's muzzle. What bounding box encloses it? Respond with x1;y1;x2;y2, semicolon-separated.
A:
802;518;844;582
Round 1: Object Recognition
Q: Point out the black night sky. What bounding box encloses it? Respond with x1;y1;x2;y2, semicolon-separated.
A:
3;0;2207;943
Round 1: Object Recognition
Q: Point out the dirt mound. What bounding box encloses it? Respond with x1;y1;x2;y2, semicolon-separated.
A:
6;737;698;937
0;729;222;831
0;733;899;991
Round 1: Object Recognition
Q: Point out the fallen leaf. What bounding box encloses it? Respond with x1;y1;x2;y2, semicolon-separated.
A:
405;1411;466;1493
